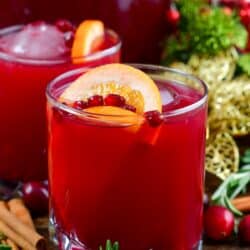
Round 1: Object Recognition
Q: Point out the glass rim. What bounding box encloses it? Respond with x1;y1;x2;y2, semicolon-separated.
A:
0;25;122;65
46;64;208;119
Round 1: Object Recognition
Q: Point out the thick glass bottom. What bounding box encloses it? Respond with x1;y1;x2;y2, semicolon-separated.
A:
50;221;202;250
50;208;203;250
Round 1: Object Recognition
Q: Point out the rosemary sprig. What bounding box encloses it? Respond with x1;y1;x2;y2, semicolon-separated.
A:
241;148;250;165
99;240;119;250
212;164;250;216
0;244;11;250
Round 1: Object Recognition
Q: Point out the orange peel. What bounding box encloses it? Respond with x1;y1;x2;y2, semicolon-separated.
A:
84;106;141;132
71;20;104;61
60;64;162;114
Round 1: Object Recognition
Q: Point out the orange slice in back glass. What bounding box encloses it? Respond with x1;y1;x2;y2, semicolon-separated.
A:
71;20;104;62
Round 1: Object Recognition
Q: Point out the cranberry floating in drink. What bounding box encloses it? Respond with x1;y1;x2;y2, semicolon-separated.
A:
0;20;121;181
47;64;208;250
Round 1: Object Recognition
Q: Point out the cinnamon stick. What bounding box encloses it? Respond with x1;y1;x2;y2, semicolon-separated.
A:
0;220;35;250
231;196;250;212
0;201;46;250
8;198;35;229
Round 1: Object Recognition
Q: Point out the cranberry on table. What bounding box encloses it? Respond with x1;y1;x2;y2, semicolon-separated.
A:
238;215;250;245
204;205;235;241
22;181;49;216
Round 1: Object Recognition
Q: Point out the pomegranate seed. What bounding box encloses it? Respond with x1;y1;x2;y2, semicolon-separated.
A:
73;100;88;110
104;94;126;107
238;215;250;244
123;104;136;113
204;205;234;241
64;31;75;48
54;19;75;32
87;95;104;107
144;110;163;127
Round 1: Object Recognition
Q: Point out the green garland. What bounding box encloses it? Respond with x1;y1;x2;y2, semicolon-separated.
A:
162;0;248;65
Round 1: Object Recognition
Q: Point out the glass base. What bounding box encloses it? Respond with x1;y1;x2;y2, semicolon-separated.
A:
50;211;203;250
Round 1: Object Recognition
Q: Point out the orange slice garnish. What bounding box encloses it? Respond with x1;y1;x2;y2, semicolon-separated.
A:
84;106;141;128
60;64;162;114
71;20;104;61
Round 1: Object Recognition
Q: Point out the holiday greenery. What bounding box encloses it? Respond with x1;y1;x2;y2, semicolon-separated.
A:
237;54;250;76
162;0;248;65
99;240;119;250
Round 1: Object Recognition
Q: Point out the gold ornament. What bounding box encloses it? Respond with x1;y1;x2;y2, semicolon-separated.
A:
206;132;239;180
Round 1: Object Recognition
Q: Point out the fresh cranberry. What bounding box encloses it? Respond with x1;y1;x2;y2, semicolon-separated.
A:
204;205;234;241
165;8;180;27
87;95;104;107
22;181;49;216
238;215;250;245
240;6;250;27
104;94;126;107
64;31;75;48
55;19;75;33
144;110;163;127
123;104;137;113
73;100;88;110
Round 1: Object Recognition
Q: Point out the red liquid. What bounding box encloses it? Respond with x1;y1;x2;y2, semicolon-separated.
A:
0;24;120;181
48;78;207;250
0;0;170;62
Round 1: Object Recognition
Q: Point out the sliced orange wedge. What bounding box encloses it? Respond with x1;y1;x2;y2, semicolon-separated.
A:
60;64;162;114
71;20;104;61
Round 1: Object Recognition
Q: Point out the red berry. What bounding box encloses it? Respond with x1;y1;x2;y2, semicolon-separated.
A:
144;110;163;127
165;8;180;26
55;19;75;33
64;31;75;48
123;104;136;113
240;6;250;27
239;0;250;8
238;215;250;244
87;95;104;107
204;205;234;241
104;94;126;107
73;100;88;110
22;181;49;216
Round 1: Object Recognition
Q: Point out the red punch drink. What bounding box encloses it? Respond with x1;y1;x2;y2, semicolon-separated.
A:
0;20;121;181
47;64;208;250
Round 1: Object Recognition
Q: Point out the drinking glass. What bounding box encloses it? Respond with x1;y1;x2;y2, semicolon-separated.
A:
47;64;208;250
